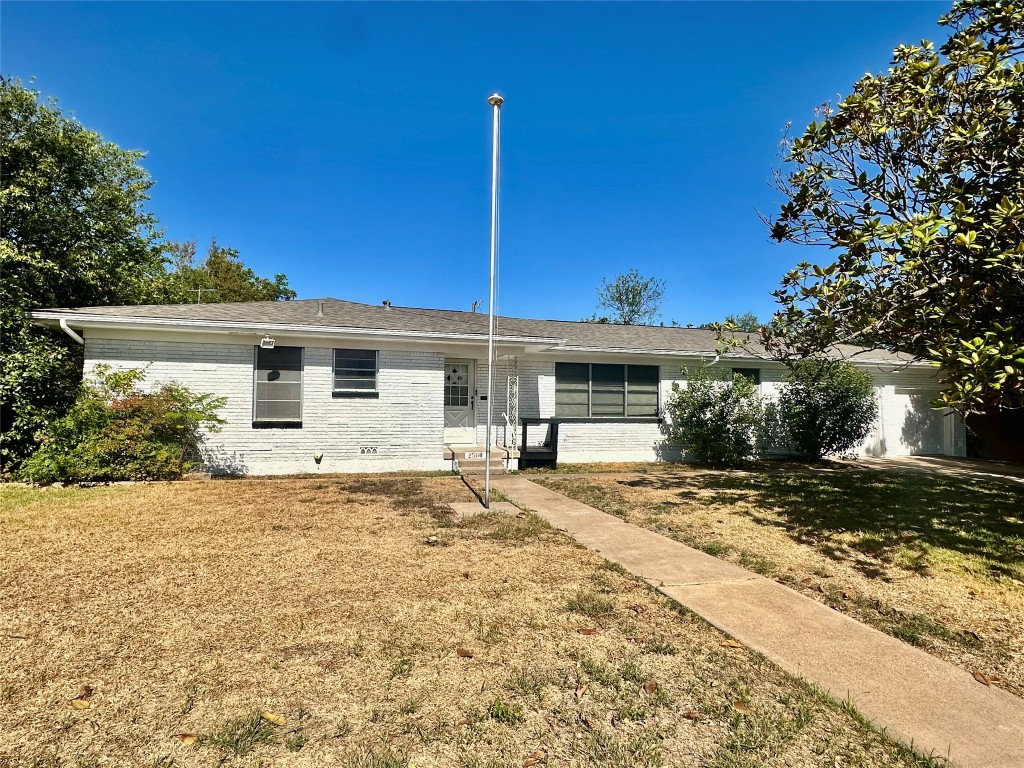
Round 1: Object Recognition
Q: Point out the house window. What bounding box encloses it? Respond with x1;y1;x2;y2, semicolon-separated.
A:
732;367;761;385
555;363;659;418
253;346;303;426
334;349;378;393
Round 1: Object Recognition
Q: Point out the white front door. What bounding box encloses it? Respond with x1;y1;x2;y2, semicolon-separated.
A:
444;359;476;445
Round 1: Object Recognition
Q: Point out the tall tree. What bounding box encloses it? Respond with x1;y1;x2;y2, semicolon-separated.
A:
0;79;165;470
587;269;666;325
162;239;296;303
757;0;1024;414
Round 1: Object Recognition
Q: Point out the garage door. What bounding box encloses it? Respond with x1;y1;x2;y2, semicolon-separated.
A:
891;387;945;455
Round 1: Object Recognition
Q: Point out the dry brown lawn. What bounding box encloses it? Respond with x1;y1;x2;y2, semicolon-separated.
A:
1;476;938;767
534;464;1024;699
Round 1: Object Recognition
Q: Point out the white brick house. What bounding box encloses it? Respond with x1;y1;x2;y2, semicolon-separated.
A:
31;298;966;475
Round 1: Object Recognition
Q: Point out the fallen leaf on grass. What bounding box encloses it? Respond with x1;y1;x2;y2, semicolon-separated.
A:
642;681;659;695
70;699;90;710
176;733;198;746
721;639;744;649
629;604;646;615
523;748;547;766
800;577;814;586
456;647;474;658
260;711;287;726
732;700;752;715
575;684;587;700
76;685;94;700
682;710;701;721
577;628;599;635
462;571;471;579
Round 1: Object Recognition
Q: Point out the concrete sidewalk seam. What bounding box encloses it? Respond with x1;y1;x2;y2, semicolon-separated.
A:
651;576;766;587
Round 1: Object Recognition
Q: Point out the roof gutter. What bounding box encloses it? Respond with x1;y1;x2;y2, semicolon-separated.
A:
555;345;929;367
59;317;84;345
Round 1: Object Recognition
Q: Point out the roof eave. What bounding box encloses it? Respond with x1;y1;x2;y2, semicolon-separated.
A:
28;310;567;349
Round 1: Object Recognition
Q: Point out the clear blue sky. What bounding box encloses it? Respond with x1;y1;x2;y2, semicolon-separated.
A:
4;1;946;324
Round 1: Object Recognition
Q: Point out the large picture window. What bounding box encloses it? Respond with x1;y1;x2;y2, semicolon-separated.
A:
334;349;378;393
555;363;659;418
253;346;303;426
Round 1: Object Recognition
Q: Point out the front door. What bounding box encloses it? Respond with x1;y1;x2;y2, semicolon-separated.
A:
444;359;476;445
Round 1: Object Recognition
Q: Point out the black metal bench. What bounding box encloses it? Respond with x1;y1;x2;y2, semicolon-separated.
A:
519;418;560;469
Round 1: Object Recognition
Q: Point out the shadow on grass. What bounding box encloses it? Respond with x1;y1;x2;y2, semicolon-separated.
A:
621;467;1024;581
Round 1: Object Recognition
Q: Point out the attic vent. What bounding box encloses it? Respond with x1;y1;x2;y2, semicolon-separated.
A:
382;300;392;309
359;446;379;457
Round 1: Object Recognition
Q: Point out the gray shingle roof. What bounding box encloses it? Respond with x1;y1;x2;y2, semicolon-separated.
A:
33;297;914;363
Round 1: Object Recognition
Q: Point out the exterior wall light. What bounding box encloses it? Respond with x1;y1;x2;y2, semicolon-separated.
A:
260;336;276;349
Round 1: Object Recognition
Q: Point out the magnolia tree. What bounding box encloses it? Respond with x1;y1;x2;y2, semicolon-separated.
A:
724;1;1024;415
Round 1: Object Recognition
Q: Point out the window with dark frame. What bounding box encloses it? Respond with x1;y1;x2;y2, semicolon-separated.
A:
554;363;659;418
334;349;378;392
253;345;303;425
731;367;761;385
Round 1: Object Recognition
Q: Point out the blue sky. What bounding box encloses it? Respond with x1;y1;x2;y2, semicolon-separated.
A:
4;1;946;324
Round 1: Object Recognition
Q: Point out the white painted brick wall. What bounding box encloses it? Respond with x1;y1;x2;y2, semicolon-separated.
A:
84;337;448;475
82;335;965;474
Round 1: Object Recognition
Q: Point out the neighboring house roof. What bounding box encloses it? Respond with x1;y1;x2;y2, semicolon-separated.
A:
30;297;919;365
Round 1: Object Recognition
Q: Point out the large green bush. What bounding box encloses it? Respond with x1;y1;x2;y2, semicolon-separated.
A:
19;366;226;484
665;366;766;467
777;360;878;459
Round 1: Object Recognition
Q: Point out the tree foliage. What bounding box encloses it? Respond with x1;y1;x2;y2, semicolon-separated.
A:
759;0;1024;414
703;312;762;332
162;239;296;303
19;365;226;484
0;78;165;471
587;269;666;325
665;366;766;466
777;360;878;460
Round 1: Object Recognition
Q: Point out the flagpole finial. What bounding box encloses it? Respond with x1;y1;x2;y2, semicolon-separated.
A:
488;93;504;107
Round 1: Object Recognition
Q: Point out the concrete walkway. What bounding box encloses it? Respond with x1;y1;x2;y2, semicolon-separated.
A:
492;475;1024;768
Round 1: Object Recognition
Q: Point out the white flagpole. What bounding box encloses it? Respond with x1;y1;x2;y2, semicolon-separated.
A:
485;92;503;509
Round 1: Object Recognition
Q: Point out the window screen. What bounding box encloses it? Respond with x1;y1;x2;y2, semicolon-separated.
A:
626;365;660;416
555;363;659;417
334;349;378;391
591;364;626;416
555;363;590;417
254;346;303;423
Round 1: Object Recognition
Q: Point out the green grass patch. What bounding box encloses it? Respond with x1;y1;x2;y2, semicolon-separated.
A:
200;712;278;756
566;589;615;618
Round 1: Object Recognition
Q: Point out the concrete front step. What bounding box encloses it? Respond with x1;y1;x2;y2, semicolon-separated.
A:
444;445;519;461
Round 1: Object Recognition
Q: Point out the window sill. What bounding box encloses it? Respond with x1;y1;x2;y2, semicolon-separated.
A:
332;391;380;399
252;420;303;429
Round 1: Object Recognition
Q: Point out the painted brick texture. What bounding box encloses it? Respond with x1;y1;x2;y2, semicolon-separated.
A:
84;337;448;475
82;337;965;474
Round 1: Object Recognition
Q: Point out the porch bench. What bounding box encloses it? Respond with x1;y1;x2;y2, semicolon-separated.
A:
519;418;560;469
